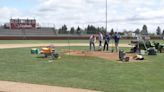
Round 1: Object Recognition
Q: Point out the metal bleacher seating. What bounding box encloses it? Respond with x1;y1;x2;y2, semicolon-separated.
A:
0;28;56;36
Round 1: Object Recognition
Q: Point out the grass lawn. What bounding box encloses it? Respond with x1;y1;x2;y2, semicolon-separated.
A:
0;46;164;92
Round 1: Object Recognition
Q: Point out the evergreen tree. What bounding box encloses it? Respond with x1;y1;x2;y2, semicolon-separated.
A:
141;25;148;35
100;27;106;34
162;30;164;35
86;25;97;34
110;28;114;35
76;26;82;35
156;26;161;35
70;27;75;34
61;24;67;34
58;28;62;34
134;28;140;34
58;24;68;34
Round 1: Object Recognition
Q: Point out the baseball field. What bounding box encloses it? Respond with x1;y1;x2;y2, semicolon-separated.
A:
0;40;164;92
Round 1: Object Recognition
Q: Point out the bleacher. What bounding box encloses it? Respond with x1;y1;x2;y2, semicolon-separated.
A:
0;27;89;40
0;28;56;36
0;29;24;36
24;28;56;36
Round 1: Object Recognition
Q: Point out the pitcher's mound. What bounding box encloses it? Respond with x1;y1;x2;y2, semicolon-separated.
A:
65;50;144;62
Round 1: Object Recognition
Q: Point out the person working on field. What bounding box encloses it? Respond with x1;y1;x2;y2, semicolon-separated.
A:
113;32;121;52
98;32;103;50
103;33;110;51
89;34;96;51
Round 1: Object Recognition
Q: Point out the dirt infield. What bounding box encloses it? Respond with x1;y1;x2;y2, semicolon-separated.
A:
0;81;100;92
0;43;132;49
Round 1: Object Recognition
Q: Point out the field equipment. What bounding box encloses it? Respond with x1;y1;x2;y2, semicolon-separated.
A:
130;34;152;52
31;45;59;60
153;42;164;53
41;47;54;56
147;48;157;55
41;46;59;59
31;48;40;54
130;34;164;56
130;40;153;53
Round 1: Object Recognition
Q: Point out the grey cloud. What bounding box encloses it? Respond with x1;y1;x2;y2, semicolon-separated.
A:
38;8;57;12
26;0;164;32
85;16;164;23
109;16;164;23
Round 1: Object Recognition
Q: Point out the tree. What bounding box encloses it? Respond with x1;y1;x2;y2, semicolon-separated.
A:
76;26;82;35
59;24;68;34
156;26;161;35
141;25;148;35
134;28;140;34
110;28;114;35
85;25;107;34
162;30;164;36
62;24;67;34
86;25;97;34
70;27;75;34
58;28;62;34
86;25;91;34
100;27;106;34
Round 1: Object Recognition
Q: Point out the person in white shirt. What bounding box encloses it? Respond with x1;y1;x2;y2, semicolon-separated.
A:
98;32;103;50
89;35;96;51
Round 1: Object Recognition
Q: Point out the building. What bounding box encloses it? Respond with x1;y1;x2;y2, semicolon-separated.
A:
123;31;136;37
4;18;37;29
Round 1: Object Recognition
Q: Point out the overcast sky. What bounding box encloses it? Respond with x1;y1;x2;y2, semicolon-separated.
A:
0;0;164;32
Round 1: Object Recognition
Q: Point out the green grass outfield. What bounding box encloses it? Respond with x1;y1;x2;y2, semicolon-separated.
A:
0;39;163;44
0;46;164;92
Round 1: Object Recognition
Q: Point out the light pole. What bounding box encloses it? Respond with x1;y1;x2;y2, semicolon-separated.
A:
106;0;108;32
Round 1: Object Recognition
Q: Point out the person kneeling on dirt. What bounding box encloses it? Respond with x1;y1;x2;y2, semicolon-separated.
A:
89;34;96;51
103;33;110;51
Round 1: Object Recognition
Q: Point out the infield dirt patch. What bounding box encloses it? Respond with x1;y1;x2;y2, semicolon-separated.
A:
0;43;132;49
0;81;100;92
66;51;119;61
65;50;141;62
